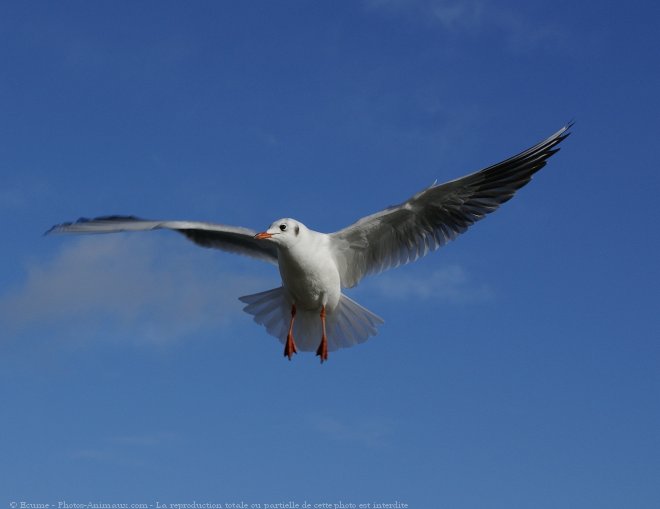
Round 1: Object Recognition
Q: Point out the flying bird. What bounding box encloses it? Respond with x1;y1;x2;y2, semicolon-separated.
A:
48;124;571;362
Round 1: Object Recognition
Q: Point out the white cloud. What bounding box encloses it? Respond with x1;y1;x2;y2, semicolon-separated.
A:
0;175;50;210
109;432;178;447
1;236;273;344
308;414;393;448
365;0;564;53
430;0;485;32
2;237;490;346
70;432;178;467
0;188;25;209
367;264;493;303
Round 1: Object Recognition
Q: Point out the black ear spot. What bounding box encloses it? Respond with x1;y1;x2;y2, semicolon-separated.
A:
295;225;300;235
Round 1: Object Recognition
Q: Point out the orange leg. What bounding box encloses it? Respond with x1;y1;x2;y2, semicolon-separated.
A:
284;304;297;360
316;305;329;363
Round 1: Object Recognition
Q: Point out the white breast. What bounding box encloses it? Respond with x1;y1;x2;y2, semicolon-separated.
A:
277;231;341;312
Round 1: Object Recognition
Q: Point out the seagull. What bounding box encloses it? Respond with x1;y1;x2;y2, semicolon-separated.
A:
48;124;571;362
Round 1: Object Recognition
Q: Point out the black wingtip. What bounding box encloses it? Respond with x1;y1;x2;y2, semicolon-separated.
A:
561;119;575;138
547;121;573;148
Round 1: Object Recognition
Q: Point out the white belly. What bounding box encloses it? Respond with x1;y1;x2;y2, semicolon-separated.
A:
278;244;341;312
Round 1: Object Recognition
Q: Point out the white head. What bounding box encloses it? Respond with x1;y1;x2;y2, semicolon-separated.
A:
254;218;306;248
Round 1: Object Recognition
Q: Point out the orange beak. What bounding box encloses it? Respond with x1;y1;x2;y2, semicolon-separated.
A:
254;232;273;240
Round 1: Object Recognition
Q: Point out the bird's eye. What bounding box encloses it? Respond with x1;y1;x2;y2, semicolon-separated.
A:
279;224;287;231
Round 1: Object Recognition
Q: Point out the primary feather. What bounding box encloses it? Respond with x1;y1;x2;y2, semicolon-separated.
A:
330;123;571;288
47;216;278;263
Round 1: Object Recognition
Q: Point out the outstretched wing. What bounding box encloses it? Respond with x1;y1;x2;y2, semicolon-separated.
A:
47;215;278;263
330;123;572;288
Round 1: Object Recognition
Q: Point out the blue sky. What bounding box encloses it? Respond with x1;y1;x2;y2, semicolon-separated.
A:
1;1;659;507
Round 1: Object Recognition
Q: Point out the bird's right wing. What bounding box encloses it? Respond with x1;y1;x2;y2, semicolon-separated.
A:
330;124;571;288
46;215;278;264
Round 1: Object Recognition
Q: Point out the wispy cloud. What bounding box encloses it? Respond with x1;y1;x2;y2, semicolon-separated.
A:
71;432;178;467
0;175;50;210
0;188;25;209
1;236;272;344
365;0;565;53
429;0;486;33
367;264;493;303
109;432;178;447
308;414;394;449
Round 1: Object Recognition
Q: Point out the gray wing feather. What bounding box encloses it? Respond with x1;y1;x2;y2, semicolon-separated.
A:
46;215;278;263
331;123;572;288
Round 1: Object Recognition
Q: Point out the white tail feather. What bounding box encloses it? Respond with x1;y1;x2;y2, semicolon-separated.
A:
239;287;384;352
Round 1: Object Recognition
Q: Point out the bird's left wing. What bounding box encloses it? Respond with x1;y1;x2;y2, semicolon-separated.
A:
47;216;278;264
330;124;571;288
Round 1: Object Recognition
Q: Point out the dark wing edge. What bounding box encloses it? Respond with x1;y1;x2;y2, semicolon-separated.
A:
46;215;278;264
331;123;573;287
